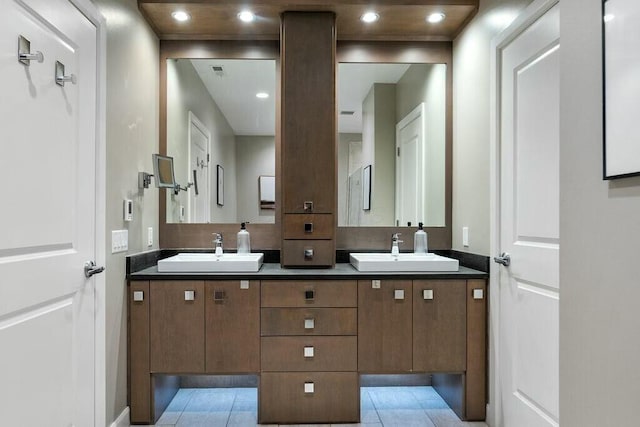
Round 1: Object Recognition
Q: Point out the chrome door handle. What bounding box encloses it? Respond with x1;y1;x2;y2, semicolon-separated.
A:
84;261;105;278
494;252;511;267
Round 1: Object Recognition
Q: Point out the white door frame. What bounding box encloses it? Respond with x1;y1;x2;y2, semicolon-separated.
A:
66;0;106;425
188;111;211;223
489;0;559;425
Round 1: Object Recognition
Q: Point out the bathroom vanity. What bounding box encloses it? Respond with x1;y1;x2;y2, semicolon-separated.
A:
127;259;487;425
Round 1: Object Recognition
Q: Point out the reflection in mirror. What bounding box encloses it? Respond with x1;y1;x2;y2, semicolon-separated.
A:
338;63;446;227
166;58;276;224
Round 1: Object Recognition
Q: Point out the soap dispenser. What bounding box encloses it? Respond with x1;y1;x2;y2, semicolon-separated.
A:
237;222;251;254
414;222;428;254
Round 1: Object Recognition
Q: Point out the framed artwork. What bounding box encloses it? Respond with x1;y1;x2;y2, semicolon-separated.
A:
217;165;224;206
603;0;640;179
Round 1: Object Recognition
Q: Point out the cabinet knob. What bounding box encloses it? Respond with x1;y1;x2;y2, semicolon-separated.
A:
304;249;314;260
423;289;434;300
184;290;195;301
304;318;315;329
303;201;314;212
304;222;314;233
394;289;405;300
304;346;315;358
133;290;144;302
473;289;484;300
213;290;226;301
304;290;315;301
304;382;315;394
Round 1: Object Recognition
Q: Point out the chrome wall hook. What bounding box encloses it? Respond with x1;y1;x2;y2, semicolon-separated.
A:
55;60;77;86
18;35;44;66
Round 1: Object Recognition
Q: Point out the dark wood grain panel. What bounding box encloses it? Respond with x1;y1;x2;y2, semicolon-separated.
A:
465;279;487;420
283;214;334;239
261;280;357;307
259;372;359;424
261;308;357;336
281;239;335;267
357;280;413;372
129;282;151;424
432;373;464;419
413;280;466;372
149;281;205;373
261;336;357;371
281;12;336;214
205;281;260;373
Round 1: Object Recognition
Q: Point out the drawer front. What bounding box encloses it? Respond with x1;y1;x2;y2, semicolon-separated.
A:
283;214;334;239
281;240;334;267
261;280;357;308
259;372;359;424
261;308;357;336
261;336;357;372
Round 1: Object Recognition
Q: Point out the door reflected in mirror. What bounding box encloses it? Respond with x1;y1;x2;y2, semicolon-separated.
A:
338;63;446;227
166;58;276;224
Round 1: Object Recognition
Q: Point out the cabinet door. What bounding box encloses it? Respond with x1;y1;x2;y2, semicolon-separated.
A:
413;280;466;372
205;281;260;373
358;280;412;372
150;281;205;373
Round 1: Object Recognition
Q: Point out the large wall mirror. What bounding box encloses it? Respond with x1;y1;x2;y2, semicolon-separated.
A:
336;42;452;249
160;41;280;248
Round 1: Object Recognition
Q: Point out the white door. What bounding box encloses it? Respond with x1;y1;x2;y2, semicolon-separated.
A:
493;1;559;426
396;103;425;226
188;112;210;223
0;0;99;425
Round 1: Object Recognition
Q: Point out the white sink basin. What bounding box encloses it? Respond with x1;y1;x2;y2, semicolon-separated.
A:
349;253;459;272
157;253;264;272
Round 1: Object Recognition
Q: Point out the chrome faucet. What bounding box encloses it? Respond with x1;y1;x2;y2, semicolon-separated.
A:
391;233;403;256
213;233;223;256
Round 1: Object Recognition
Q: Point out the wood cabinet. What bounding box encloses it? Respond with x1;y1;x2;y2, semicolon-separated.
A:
259;279;359;424
149;281;205;373
358;279;413;372
205;280;260;373
281;12;337;267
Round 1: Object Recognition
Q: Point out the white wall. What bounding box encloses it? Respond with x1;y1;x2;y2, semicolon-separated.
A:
91;0;158;424
235;135;276;224
166;59;237;223
452;0;533;255
560;0;640;424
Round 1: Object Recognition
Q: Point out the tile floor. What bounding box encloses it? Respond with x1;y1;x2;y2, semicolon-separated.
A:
136;386;488;427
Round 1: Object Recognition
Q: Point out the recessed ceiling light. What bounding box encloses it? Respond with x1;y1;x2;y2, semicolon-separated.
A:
256;92;269;99
427;12;446;24
238;10;256;23
171;11;190;22
361;12;380;23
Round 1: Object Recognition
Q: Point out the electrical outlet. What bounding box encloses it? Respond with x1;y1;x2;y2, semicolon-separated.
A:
111;230;128;253
462;227;469;247
147;227;153;247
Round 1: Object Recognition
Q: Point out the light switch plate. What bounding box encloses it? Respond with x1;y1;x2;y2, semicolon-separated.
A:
304;346;314;358
304;382;314;393
240;280;249;289
462;226;469;247
304;318;315;329
473;289;484;300
372;280;381;289
111;230;128;253
394;289;405;300
147;227;153;247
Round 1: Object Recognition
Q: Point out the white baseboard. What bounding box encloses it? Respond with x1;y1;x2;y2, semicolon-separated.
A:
110;407;130;427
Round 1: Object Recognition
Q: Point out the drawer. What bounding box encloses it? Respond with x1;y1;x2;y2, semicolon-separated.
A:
281;240;334;267
283;214;334;239
261;308;357;336
261;280;356;308
261;336;357;372
259;372;359;424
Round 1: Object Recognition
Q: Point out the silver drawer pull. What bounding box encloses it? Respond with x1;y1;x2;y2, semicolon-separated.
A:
304;382;314;394
423;289;434;300
304;346;314;358
304;222;314;233
304;248;314;260
304;318;315;329
473;289;484;300
305;290;315;301
394;289;405;300
184;290;195;301
303;201;314;212
133;291;144;302
213;290;226;301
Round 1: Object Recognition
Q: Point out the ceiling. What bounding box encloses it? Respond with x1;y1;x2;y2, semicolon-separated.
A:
139;1;478;41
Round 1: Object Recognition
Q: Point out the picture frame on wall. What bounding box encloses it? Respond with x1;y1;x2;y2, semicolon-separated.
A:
217;165;224;206
603;0;640;179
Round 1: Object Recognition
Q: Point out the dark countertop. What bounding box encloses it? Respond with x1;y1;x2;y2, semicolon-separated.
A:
128;262;487;281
